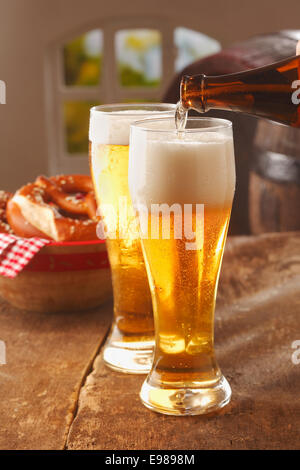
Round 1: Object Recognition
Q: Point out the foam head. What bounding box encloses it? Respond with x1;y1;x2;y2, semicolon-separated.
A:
129;126;236;208
89;105;175;145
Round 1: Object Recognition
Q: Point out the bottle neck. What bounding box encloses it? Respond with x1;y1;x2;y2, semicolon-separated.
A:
180;74;207;113
180;55;300;127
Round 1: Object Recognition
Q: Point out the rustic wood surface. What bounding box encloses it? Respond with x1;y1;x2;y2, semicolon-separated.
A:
1;232;300;450
0;300;112;449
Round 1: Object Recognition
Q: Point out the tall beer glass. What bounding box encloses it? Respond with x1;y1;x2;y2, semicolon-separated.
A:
89;104;176;374
129;117;235;414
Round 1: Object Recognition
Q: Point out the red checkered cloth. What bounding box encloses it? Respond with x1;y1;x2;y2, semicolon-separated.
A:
0;234;50;278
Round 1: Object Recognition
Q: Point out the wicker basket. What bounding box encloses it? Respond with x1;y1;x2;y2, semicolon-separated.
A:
0;239;112;313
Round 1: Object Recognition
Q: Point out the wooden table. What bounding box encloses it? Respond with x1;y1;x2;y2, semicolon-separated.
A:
0;232;299;450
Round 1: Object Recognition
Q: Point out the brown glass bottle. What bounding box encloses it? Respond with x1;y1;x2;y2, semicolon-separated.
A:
180;55;300;127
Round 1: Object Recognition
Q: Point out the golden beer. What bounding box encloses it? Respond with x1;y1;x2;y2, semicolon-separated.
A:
89;104;175;374
90;143;153;336
142;206;231;386
129;117;235;414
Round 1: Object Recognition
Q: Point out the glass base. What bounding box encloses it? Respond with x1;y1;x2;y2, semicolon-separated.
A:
103;326;154;374
140;375;231;415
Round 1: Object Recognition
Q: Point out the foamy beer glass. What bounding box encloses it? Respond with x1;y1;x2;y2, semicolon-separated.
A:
129;117;236;414
89;104;176;373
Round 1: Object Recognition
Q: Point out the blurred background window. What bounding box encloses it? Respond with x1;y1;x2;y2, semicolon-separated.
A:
56;25;220;171
61;29;103;159
174;27;221;71
63;101;100;154
115;29;162;88
63;29;103;86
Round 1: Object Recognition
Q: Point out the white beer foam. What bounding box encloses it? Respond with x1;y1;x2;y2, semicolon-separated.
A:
89;109;172;145
129;132;236;208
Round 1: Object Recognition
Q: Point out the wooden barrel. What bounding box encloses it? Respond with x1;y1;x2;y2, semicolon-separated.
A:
249;120;300;234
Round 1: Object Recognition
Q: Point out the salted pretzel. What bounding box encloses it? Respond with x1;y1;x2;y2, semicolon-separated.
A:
6;175;99;242
0;190;14;234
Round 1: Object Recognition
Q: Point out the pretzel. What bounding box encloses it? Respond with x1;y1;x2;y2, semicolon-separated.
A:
0;190;14;234
6;199;52;239
6;175;99;242
36;175;97;220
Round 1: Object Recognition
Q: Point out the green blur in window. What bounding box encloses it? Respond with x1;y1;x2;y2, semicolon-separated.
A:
63;30;103;86
115;29;162;88
63;101;100;154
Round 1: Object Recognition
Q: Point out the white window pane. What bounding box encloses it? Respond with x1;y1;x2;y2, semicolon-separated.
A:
174;27;221;72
